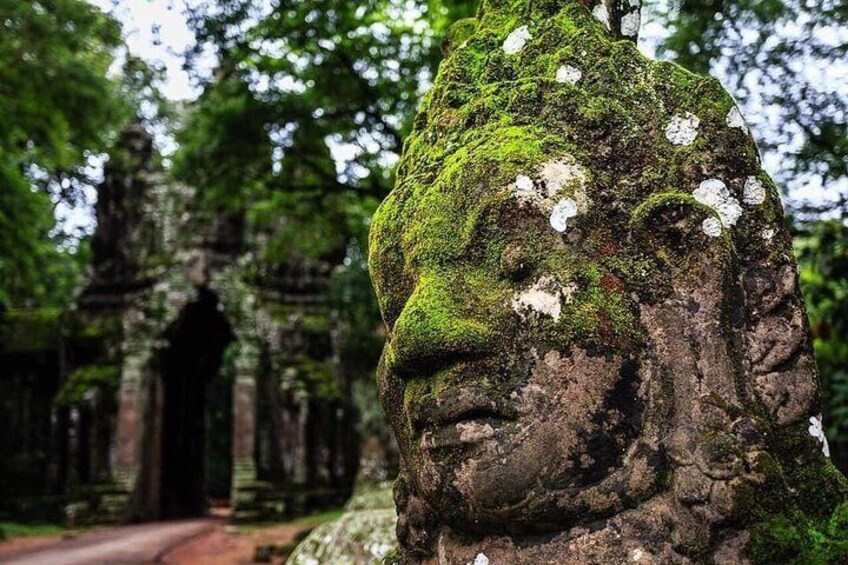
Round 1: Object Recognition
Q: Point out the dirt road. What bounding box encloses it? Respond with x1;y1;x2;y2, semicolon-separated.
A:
0;519;215;565
160;522;310;564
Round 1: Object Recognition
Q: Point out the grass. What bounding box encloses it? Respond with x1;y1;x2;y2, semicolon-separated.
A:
236;508;345;533
0;521;69;539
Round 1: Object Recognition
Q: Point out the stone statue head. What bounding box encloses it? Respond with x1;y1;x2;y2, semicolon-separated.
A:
369;1;848;561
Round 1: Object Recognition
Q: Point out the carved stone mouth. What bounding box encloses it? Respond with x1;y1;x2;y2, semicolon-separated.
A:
421;417;505;450
409;387;519;436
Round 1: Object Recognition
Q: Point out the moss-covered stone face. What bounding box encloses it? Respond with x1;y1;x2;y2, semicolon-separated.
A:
371;126;656;530
370;0;848;561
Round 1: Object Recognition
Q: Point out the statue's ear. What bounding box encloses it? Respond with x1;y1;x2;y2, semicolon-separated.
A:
630;192;820;426
629;193;736;298
742;254;821;428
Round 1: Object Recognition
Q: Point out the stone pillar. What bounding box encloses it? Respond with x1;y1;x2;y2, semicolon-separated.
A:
108;332;158;521
231;342;260;518
113;351;147;487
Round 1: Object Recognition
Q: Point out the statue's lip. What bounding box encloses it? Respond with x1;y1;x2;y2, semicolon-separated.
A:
409;387;518;434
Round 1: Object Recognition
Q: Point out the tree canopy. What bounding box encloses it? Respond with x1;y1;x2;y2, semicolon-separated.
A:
652;0;848;215
173;0;476;263
0;0;130;307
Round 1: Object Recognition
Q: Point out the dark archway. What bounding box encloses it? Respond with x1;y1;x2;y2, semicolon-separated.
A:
159;288;234;519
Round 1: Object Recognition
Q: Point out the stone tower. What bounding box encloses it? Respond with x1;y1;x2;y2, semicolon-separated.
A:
58;123;357;522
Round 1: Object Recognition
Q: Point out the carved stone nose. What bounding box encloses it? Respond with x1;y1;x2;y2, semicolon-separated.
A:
386;277;495;379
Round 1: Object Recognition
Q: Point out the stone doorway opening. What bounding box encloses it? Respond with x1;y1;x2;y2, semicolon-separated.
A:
159;288;234;519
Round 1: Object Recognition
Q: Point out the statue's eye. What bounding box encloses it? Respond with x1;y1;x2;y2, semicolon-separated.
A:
500;243;535;281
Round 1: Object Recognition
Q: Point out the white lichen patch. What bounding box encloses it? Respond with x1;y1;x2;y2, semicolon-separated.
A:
472;553;490;565
503;26;532;55
630;548;646;562
762;228;776;242
513;158;591;232
620;11;641;37
365;541;393;558
514;174;535;202
743;176;766;205
550;198;579;233
809;416;831;458
693;178;743;235
702;217;723;238
512;277;570;321
592;3;611;30
541;159;588;200
665;112;701;146
726;106;747;131
556;65;582;84
287;501;397;565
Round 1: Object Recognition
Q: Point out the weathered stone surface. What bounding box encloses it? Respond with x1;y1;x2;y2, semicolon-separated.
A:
287;483;398;565
368;0;848;562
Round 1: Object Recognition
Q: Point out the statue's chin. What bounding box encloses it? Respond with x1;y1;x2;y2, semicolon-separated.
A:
414;455;593;534
411;436;660;535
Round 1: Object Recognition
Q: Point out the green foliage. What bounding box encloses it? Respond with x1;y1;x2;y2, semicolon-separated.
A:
306;358;343;400
173;0;473;265
795;219;848;472
0;0;130;308
0;307;62;352
0;521;69;539
54;364;121;406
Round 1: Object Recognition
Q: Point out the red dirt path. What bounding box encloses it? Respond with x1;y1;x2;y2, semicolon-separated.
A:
0;519;313;565
161;522;312;564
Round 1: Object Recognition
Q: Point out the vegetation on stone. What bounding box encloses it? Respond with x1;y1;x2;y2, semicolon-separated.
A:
368;0;848;561
286;482;397;565
54;364;121;406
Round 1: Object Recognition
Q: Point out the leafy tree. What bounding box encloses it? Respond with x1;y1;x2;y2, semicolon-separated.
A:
174;0;474;263
651;0;848;215
0;0;131;308
795;220;848;471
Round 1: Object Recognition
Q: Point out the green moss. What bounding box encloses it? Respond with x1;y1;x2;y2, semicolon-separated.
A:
380;548;402;564
630;192;717;228
387;272;495;374
54;364;121;405
733;423;848;563
443;18;478;57
748;505;848;565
